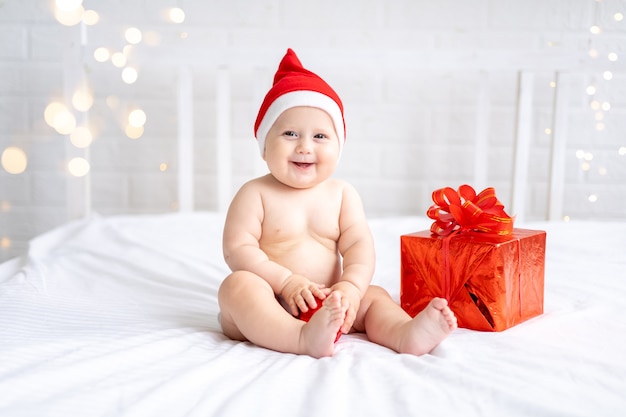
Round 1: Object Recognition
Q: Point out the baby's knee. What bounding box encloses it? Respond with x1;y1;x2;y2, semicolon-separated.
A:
218;270;269;301
365;285;391;301
217;271;241;300
219;270;250;294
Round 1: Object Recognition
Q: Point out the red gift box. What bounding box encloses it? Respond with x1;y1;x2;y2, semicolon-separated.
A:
400;229;546;331
400;185;546;331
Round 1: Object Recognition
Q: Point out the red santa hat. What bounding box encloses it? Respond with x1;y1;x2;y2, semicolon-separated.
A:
254;48;345;156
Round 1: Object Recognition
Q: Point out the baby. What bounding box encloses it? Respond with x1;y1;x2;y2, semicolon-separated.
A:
218;48;457;358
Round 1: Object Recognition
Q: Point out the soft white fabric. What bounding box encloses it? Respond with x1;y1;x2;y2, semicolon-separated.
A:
1;212;625;417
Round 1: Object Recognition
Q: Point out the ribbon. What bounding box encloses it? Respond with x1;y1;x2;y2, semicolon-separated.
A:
426;185;514;303
427;184;514;236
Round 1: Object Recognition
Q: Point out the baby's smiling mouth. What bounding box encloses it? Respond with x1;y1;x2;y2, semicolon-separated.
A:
293;162;313;168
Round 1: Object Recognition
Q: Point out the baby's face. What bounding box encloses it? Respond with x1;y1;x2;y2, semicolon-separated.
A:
263;106;340;189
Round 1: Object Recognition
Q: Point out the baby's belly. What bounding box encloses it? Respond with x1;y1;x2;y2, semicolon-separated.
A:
262;240;340;286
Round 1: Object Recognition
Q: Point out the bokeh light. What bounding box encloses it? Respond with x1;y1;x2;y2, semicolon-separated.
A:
121;67;138;84
67;157;90;177
128;109;146;127
125;125;144;139
1;147;28;174
44;101;67;126
53;109;77;135
169;7;186;23
111;52;127;68
72;88;94;112
55;0;83;12
125;27;142;45
94;47;110;62
82;9;99;25
44;101;76;134
70;126;93;148
106;95;120;109
54;5;84;26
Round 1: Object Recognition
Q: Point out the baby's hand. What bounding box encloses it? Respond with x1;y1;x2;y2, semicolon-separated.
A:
280;274;330;317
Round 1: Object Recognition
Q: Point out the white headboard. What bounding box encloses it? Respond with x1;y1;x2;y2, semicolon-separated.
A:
159;49;590;222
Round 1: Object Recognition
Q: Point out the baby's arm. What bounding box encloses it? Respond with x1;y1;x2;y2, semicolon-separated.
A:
334;183;376;332
222;181;327;315
222;182;290;287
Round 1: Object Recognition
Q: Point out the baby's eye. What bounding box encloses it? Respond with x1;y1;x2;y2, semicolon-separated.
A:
314;133;328;139
283;130;297;137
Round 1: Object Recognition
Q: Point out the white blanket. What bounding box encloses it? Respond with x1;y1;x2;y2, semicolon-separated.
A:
1;213;625;417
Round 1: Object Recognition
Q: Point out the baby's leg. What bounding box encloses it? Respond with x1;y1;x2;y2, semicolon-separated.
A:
218;271;345;358
355;286;457;356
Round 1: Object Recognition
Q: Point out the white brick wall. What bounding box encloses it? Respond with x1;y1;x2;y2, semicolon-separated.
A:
1;0;625;262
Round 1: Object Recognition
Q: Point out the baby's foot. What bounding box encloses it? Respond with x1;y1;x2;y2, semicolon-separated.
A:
399;297;457;356
299;292;346;358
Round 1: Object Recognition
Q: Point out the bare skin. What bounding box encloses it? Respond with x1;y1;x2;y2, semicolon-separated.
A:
218;106;457;358
299;292;346;358
398;298;458;355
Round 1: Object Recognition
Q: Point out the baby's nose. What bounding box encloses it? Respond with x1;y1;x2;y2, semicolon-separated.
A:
296;138;313;153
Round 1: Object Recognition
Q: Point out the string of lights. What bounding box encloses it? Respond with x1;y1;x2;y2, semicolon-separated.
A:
572;0;624;212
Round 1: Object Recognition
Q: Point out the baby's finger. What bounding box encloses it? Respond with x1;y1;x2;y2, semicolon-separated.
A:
302;290;318;309
341;303;354;333
311;285;328;300
295;294;309;312
293;296;308;315
341;318;353;334
319;287;332;296
287;300;300;316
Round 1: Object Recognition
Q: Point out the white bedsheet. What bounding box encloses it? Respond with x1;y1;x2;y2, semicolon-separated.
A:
1;212;625;417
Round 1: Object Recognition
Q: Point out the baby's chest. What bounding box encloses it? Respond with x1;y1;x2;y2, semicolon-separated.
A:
260;184;344;240
263;205;341;242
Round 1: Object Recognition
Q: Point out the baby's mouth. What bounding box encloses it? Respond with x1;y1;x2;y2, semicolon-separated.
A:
293;162;313;168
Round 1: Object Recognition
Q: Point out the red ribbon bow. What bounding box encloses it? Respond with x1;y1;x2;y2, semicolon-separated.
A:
427;185;514;236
